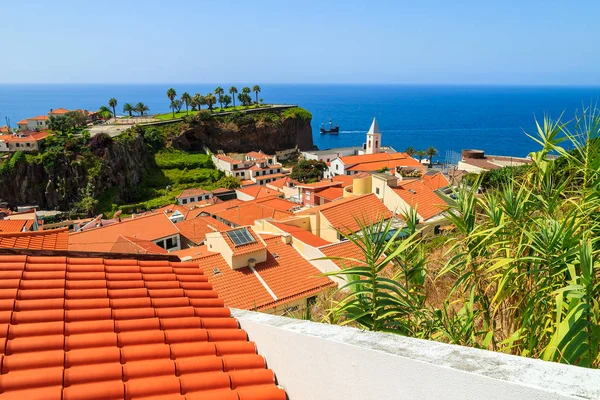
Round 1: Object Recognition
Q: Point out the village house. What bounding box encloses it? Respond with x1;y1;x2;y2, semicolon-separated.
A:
176;188;214;205
17;115;49;131
235;185;282;201
69;212;182;253
294;180;344;207
458;149;531;174
212;152;284;185
0;131;50;152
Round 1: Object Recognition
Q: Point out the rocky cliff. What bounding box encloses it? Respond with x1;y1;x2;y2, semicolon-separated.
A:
0;133;150;210
172;107;313;153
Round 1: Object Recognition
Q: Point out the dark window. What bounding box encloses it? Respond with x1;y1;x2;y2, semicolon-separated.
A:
434;225;441;235
166;236;178;249
26;143;31;147
156;240;165;249
376;187;380;195
182;199;187;204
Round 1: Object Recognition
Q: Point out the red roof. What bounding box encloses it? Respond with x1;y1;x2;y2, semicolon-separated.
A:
295;181;341;190
110;235;168;255
17;120;28;125
221;227;268;256
246;151;272;159
69;213;180;252
196;236;336;310
319;240;365;269
177;217;231;245
215;154;242;165
0;220;28;233
48;108;70;114
215;202;293;227
393;179;447;221
172;244;210;259
153;204;190;219
236;186;281;200
3;131;50;143
299;194;393;233
0;228;69;251
194;199;245;217
267;221;331;247
422;172;450;191
252;173;286;181
339;152;415;165
28;115;49;121
266;177;298;190
346;153;422;171
314;187;344;201
0;253;286;400
177;188;213;199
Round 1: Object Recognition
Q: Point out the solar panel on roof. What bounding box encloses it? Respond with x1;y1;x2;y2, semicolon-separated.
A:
226;228;256;246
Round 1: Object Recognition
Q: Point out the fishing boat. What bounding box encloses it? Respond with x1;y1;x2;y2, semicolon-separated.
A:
320;118;339;134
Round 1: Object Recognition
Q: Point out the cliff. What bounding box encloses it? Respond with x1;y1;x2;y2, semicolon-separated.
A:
172;107;313;153
0;133;151;210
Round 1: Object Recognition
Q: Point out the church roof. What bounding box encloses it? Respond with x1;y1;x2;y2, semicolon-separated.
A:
367;117;381;135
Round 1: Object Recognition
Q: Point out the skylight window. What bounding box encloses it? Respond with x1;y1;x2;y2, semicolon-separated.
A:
226;228;255;246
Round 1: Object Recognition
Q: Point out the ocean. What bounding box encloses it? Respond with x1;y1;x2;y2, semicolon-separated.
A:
1;84;599;159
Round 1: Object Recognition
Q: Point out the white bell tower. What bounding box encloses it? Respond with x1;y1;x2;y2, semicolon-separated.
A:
365;117;381;154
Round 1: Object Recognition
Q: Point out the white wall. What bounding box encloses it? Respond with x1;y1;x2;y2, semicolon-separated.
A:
303;245;344;286
233;310;600;400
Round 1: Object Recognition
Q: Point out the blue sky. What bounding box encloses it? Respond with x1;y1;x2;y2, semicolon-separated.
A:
2;0;599;85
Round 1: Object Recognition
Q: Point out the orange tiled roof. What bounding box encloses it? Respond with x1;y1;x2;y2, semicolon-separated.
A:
314;187;344;201
295;180;342;189
249;163;282;171
299;193;393;233
236;186;281;200
331;172;370;187
69;213;180;252
48;108;70;114
153;204;190;219
6;131;50;143
0;228;69;250
194;199;244;217
253;173;286;181
319;240;365;269
267;221;331;247
177;188;212;199
422;172;450;191
393;179;447;220
347;157;422;171
339;152;415;165
110;235;168;255
0;126;9;133
172;244;210;259
28;115;49;121
254;197;301;212
215;154;242;165
267;177;298;190
196;236;336;310
215;202;293;227
246;151;272;159
221;227;268;256
0;253;286;400
0;220;28;233
17;120;28;125
177;217;231;245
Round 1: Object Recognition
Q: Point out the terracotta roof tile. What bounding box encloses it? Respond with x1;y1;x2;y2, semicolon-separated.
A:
298;193;393;233
196;200;245;217
0;228;69;251
266;177;298;190
17;120;28;125
0;253;286;400
295;181;342;189
177;217;231;245
319;240;365;269
393;179;447;221
0;220;28;233
177;188;213;199
28;115;49;121
110;235;168;255
215;154;242;165
422;172;450;191
246;151;272;159
267;221;331;247
214;202;293;227
69;213;180;252
196;236;335;310
314;187;344;201
172;245;210;259
339;152;418;165
236;186;280;200
48;108;70;115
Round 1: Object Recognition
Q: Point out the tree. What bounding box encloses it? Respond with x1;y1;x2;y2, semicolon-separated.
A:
143;127;166;150
222;95;232;108
191;93;202;111
204;93;216;112
172;99;183;113
237;93;253;108
181;92;192;115
215;175;242;189
229;86;238;109
97;106;112;120
135;102;149;116
425;146;439;166
290;160;327;183
48;110;88;133
252;85;261;107
166;88;177;117
122;103;134;117
415;150;425;163
405;146;416;157
215;87;225;110
108;98;118;119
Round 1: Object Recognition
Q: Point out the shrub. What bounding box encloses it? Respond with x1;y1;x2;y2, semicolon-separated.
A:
89;133;113;157
142;127;166;150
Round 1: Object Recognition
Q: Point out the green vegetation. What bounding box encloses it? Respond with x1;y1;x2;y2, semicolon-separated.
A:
0;151;24;174
215;175;242;189
48;110;88;133
154;148;213;169
291;159;327;183
322;108;600;368
166;88;177;118
282;107;312;122
108;98;118;118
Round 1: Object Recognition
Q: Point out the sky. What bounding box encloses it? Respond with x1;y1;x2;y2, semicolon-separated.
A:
1;0;600;85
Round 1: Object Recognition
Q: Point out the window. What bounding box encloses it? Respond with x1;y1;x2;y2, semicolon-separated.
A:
376;187;380;195
335;164;339;170
182;199;187;204
368;140;371;148
166;236;178;249
277;168;281;173
26;143;31;147
156;240;165;249
15;143;20;148
375;140;378;148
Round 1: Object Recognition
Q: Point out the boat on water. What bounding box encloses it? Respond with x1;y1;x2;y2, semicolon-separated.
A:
320;118;339;134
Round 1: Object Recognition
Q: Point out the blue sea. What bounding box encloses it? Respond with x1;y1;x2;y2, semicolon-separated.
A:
1;84;599;159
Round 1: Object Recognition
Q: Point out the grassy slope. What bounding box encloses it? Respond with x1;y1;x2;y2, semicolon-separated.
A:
154;104;275;121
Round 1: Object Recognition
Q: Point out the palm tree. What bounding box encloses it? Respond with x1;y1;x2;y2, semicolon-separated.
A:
181;92;192;115
166;88;177;117
252;85;261;107
415;150;426;163
242;86;251;95
108;98;118;119
215;87;224;110
204;93;216;112
135;102;149;116
122;103;134;117
425;146;439;166
229;86;238;109
192;93;202;111
405;146;416;157
98;106;112;120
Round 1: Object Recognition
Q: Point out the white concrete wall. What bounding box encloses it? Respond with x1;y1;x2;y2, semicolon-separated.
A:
233;310;600;400
457;160;485;174
303;245;344;286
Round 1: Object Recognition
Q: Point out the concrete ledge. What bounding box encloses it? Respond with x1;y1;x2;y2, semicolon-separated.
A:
232;309;600;400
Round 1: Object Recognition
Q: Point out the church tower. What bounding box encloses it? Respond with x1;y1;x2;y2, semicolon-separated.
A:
365;117;381;154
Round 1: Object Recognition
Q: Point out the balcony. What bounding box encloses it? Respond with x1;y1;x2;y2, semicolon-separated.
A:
232;309;600;400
